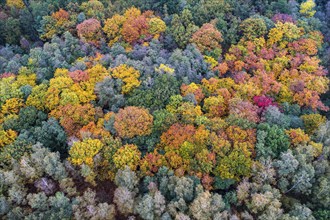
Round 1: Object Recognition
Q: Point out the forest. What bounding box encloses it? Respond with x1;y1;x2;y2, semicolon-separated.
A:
0;0;330;219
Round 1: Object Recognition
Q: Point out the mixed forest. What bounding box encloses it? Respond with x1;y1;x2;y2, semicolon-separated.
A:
0;0;330;219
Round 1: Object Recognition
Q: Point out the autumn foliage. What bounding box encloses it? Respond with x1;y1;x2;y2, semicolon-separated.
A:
103;7;166;47
1;1;330;219
191;23;223;58
77;18;102;45
114;106;153;138
111;64;141;94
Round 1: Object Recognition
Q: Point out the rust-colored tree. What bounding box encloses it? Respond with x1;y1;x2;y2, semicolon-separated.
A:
114;106;153;138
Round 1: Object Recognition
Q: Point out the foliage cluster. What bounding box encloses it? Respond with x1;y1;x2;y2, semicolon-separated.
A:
1;0;330;219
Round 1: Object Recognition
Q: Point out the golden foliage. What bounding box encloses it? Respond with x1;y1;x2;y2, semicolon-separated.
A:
69;138;104;167
111;64;141;94
113;144;141;171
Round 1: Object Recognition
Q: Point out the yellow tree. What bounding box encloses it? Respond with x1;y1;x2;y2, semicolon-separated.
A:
148;17;166;38
203;95;227;117
1;98;24;116
103;14;126;47
6;0;24;9
45;74;74;111
26;84;48;111
69;138;104;184
0;76;23;107
300;0;316;17
87;64;109;84
113;144;141;171
69;138;104;167
0;129;17;147
111;64;141;94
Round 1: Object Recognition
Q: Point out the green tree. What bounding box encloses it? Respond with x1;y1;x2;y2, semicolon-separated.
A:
127;74;180;111
170;9;198;48
240;17;267;40
18;118;67;155
256;123;290;159
3;18;22;45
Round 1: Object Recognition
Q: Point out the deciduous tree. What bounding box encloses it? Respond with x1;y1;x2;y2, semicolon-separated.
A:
114;106;153;138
